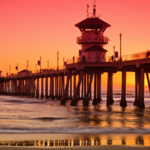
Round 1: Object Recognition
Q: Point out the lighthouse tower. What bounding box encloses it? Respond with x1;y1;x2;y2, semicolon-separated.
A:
75;2;111;62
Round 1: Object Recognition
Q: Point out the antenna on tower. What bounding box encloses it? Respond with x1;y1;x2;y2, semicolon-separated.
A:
93;0;96;17
87;4;89;18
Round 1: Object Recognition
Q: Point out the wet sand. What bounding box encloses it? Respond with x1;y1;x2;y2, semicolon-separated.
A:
0;134;150;149
0;145;150;150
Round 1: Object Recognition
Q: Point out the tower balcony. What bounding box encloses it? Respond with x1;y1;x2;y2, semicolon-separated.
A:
77;35;108;44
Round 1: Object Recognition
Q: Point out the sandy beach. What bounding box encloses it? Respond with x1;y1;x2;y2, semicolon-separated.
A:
0;134;150;149
1;145;150;150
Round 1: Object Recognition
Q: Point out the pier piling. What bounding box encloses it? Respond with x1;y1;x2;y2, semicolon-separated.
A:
120;69;127;107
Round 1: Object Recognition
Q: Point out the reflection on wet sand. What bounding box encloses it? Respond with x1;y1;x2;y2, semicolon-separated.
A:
70;104;150;130
0;137;149;147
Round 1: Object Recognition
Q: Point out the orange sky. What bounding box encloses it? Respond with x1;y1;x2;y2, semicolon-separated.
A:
0;0;150;89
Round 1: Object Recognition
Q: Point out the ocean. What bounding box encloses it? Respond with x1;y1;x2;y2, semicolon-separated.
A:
0;90;150;134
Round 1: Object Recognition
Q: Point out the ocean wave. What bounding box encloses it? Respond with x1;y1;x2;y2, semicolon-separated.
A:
1;126;150;134
35;117;68;121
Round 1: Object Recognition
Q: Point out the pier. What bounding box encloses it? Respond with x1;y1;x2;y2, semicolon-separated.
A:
0;56;150;109
0;3;150;109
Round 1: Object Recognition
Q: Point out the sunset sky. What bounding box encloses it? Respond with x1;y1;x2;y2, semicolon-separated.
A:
0;0;150;89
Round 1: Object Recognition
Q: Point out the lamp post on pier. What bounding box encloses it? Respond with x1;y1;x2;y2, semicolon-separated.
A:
63;57;65;69
17;63;19;73
113;46;115;58
57;52;59;70
40;57;41;73
120;33;122;60
27;60;28;70
9;66;11;76
35;64;37;73
47;61;49;70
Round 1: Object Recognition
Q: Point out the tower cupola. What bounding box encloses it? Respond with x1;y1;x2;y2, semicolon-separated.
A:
75;2;111;62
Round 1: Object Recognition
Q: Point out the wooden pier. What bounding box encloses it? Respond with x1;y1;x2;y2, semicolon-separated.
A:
0;58;150;109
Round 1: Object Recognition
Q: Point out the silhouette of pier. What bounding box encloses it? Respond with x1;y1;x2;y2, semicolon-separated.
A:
0;56;150;109
0;3;150;109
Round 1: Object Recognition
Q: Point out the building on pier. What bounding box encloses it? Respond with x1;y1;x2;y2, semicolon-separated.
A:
18;69;31;76
75;4;110;63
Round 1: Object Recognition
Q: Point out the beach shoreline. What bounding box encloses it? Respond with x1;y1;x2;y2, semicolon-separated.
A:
0;133;150;148
0;145;150;150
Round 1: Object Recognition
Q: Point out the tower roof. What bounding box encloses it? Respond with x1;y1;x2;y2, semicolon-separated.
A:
75;17;111;32
83;45;107;52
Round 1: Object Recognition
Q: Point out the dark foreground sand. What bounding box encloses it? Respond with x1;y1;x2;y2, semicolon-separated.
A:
0;134;150;149
1;145;150;150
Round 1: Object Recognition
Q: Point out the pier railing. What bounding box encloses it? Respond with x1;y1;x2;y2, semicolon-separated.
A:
66;51;150;64
1;51;150;77
2;65;65;77
121;52;148;61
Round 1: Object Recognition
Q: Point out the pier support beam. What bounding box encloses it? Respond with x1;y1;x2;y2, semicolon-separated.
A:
21;79;24;95
70;71;84;106
0;81;3;94
70;75;72;99
57;76;62;100
87;74;89;98
134;69;140;106
89;74;92;98
36;77;39;98
0;81;2;94
29;78;32;96
62;75;64;97
55;76;58;99
49;76;51;98
107;72;114;106
41;77;44;98
33;78;36;97
27;78;30;96
92;72;97;105
58;76;60;98
50;76;54;99
19;79;21;94
83;72;94;106
60;76;63;98
25;79;27;96
93;73;102;105
134;68;145;109
31;78;34;97
84;73;86;98
45;76;48;99
4;81;6;93
138;68;145;109
77;74;80;98
146;72;150;92
98;73;102;101
120;69;127;107
15;79;18;95
1;81;3;94
22;79;25;95
74;74;76;98
61;72;71;105
81;77;83;99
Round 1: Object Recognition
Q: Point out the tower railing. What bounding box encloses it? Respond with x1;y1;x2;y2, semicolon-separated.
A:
77;35;108;44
